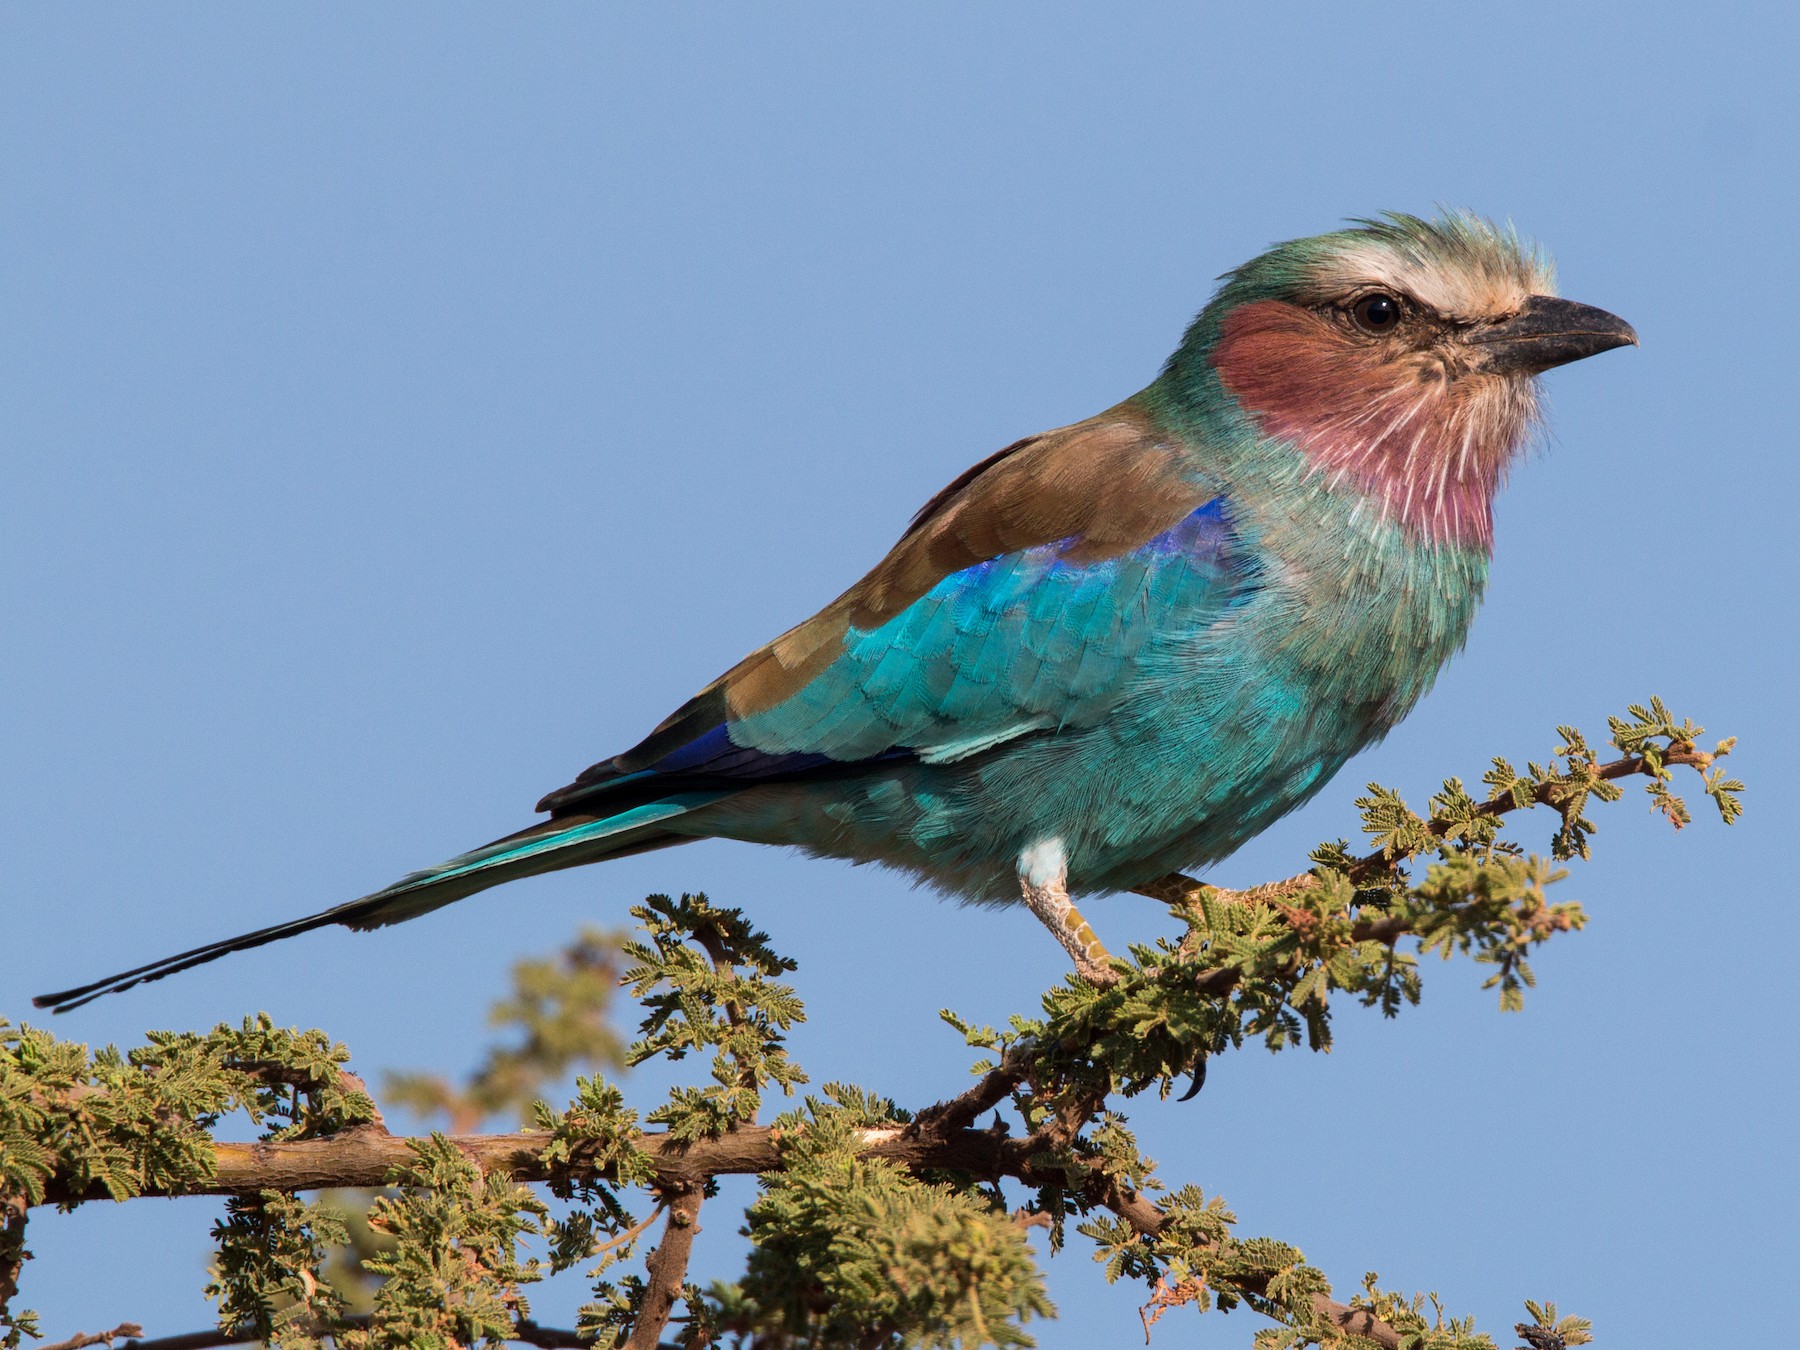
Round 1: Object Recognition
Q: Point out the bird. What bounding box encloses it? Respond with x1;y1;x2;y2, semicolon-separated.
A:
35;211;1636;1013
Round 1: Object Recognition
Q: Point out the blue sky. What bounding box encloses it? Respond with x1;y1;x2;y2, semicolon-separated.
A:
4;6;1795;1346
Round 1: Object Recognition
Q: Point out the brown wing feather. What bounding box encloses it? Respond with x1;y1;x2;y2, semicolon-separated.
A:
537;398;1206;810
720;400;1202;717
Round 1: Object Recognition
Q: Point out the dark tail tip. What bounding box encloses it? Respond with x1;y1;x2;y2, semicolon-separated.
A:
31;902;374;1013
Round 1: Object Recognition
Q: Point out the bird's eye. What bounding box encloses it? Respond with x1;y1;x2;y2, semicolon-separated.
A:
1351;293;1403;334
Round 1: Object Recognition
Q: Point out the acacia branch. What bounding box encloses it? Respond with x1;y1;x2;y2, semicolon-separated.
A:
125;1331;250;1350
1133;743;1721;912
594;1200;666;1259
688;920;762;1110
35;1324;144;1350
102;1317;587;1350
987;1129;1402;1348
1114;744;1708;1016
23;745;1694;1348
35;1120;1402;1347
912;1044;1031;1134
0;1194;25;1319
625;1182;704;1350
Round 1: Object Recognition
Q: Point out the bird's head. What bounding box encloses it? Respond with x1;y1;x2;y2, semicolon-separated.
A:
1171;212;1636;550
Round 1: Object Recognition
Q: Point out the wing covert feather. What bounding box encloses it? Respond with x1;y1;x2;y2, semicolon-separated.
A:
538;404;1246;813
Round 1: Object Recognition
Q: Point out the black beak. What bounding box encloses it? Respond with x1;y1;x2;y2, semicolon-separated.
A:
1466;295;1638;375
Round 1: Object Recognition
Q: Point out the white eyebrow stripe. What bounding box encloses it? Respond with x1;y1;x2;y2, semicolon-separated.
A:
1309;241;1554;321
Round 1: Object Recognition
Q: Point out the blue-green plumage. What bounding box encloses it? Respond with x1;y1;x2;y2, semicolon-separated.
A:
35;212;1636;1011
695;447;1486;902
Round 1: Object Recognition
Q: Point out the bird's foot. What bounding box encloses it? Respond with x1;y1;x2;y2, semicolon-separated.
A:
1019;870;1119;986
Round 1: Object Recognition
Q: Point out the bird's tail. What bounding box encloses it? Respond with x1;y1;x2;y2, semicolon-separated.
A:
32;791;730;1013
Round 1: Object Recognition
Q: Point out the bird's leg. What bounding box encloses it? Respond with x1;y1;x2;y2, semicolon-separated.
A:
1021;877;1117;985
1017;839;1118;986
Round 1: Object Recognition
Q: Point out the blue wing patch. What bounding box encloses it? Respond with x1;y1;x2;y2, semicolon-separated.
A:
729;498;1244;762
544;498;1248;814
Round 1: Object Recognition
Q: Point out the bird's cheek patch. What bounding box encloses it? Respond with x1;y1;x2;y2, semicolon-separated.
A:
1211;300;1525;550
1210;301;1391;445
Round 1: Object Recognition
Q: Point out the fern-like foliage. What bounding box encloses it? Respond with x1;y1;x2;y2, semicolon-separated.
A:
0;702;1742;1349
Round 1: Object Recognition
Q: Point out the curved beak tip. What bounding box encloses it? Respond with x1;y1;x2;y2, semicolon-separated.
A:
1472;296;1639;374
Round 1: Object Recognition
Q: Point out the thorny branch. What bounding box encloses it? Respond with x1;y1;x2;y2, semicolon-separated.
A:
1133;741;1726;913
624;1183;704;1350
591;1201;666;1261
37;1325;144;1350
688;918;762;1112
1106;740;1729;1032
910;1044;1032;1136
0;1197;25;1329
91;1318;589;1350
30;1115;1407;1348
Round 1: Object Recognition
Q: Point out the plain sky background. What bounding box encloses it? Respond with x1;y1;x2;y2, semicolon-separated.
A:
4;6;1796;1347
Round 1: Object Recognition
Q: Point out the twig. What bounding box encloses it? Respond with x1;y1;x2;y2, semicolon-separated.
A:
992;1137;1405;1349
912;1043;1031;1135
0;1194;26;1318
1135;744;1720;913
337;1069;388;1135
511;1320;598;1349
37;1324;144;1350
625;1182;705;1350
1515;1323;1569;1350
955;1127;1405;1349
112;1316;588;1350
34;1112;1406;1348
112;1331;240;1350
689;918;762;1112
592;1200;666;1259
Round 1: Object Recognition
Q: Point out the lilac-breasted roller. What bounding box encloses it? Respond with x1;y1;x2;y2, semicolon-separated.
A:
37;212;1636;1011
